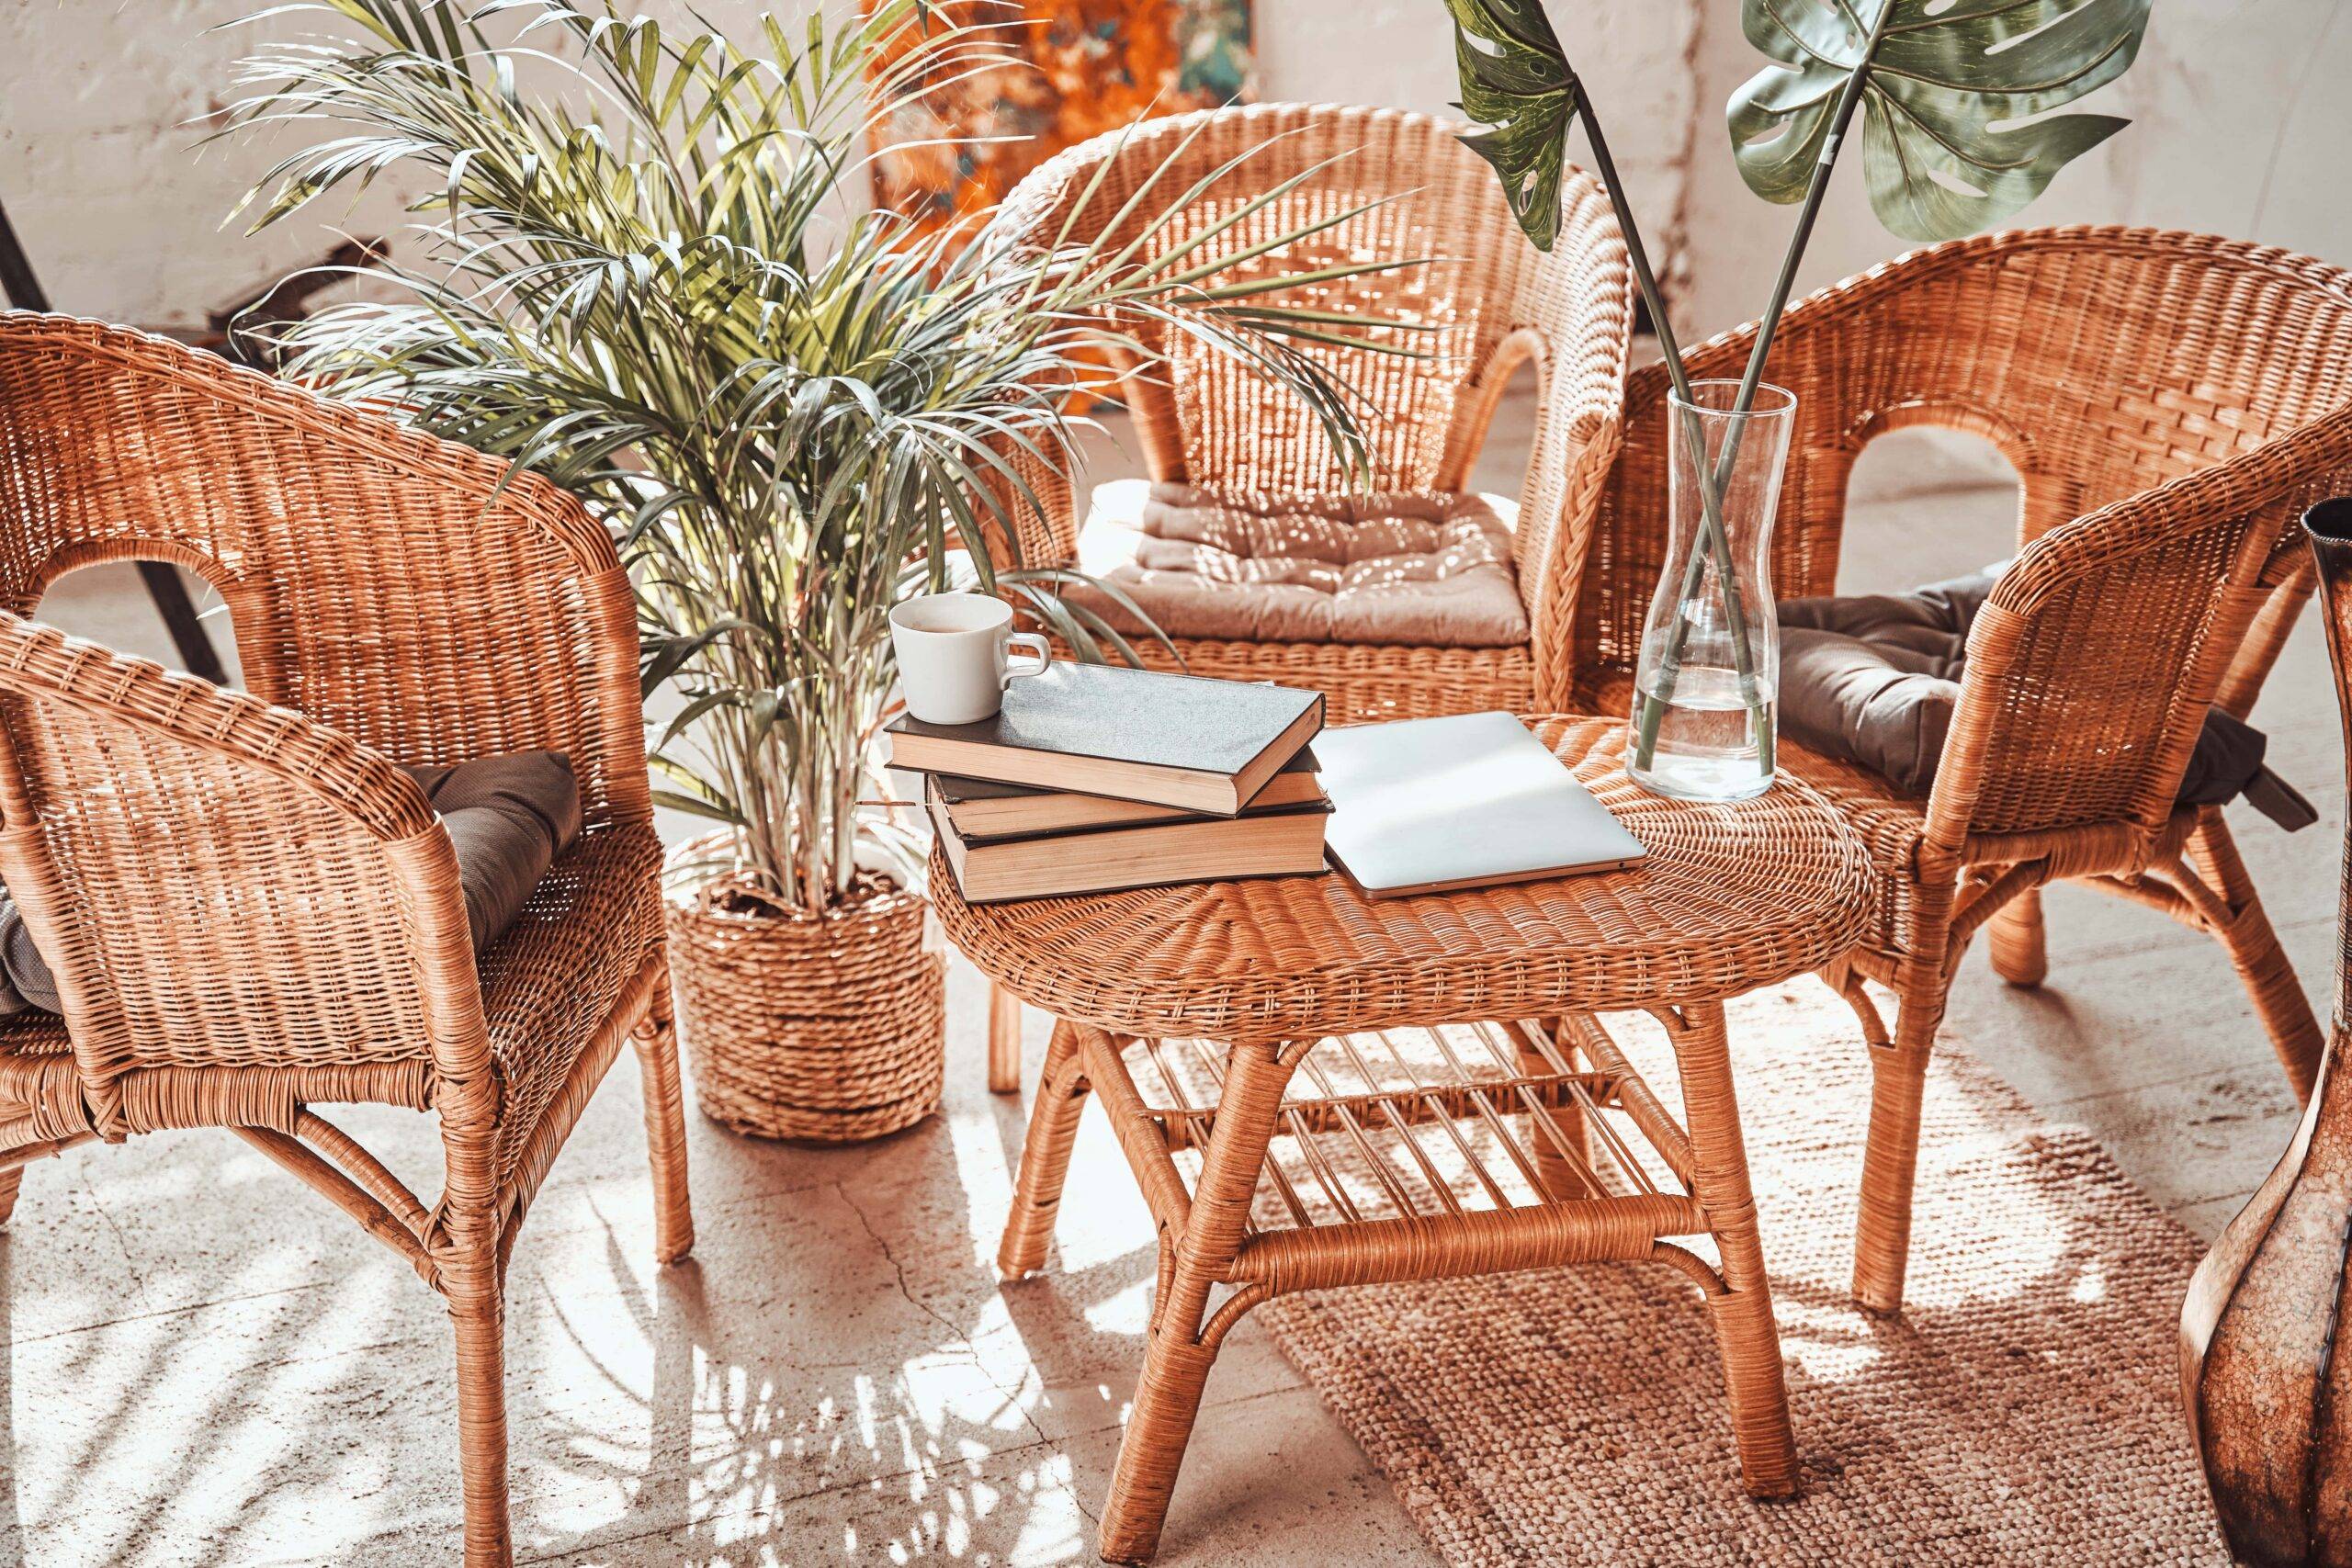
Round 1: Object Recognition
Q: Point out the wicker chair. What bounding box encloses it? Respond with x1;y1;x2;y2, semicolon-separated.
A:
0;314;695;1564
1570;229;2352;1316
972;103;1635;1089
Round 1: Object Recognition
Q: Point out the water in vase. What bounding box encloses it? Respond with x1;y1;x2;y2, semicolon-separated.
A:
1629;663;1774;801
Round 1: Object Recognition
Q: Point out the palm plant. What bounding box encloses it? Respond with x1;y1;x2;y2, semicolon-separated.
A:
223;0;1396;912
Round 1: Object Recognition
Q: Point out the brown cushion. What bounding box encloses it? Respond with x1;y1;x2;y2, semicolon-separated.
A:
1069;479;1531;648
0;749;582;1017
1780;569;2296;815
403;750;584;953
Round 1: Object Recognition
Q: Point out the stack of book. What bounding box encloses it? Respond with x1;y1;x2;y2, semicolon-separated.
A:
886;662;1329;903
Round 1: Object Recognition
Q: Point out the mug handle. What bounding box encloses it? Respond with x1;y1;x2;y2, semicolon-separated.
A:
1003;633;1052;686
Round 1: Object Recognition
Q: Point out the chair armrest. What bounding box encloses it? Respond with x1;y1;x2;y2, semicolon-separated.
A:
0;316;650;833
1924;404;2352;854
0;616;494;1115
1498;174;1635;707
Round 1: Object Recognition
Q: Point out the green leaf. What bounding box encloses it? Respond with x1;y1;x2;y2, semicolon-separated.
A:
1441;0;1582;252
1731;0;2151;243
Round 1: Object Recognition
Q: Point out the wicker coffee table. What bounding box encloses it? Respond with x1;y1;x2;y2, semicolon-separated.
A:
933;716;1876;1562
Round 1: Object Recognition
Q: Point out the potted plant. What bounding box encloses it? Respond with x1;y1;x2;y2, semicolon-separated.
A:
1445;0;2153;799
226;0;1389;1140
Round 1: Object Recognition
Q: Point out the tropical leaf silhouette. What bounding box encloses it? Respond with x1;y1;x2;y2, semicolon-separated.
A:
1442;0;1581;251
1731;0;2152;243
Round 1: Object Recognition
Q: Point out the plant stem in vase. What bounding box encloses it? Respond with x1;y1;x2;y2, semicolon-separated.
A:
1631;380;1793;800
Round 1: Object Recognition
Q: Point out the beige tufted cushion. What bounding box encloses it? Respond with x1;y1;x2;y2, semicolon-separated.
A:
1069;479;1530;648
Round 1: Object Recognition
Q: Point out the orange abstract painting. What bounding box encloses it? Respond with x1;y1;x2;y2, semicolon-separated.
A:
866;0;1252;238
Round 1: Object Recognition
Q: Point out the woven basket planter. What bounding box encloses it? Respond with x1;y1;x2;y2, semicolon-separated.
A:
664;835;945;1143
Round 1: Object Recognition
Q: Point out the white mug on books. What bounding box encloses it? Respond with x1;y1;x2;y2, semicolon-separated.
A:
889;592;1051;726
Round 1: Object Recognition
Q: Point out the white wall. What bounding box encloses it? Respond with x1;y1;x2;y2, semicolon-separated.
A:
3;1;2346;347
0;0;1703;325
1673;0;2352;344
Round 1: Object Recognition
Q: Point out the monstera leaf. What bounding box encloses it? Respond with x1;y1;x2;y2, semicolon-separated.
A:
1731;0;2152;243
1443;0;1581;251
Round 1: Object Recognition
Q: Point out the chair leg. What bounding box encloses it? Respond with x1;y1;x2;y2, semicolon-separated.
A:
1851;984;1941;1317
2191;813;2324;1103
1985;887;2048;988
632;974;696;1265
988;982;1023;1095
1521;1019;1592;1201
448;1258;514;1567
1669;1000;1797;1497
1098;1038;1296;1563
0;1166;20;1227
998;1020;1093;1281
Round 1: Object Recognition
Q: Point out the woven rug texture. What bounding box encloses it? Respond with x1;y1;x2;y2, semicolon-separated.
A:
1251;981;2233;1566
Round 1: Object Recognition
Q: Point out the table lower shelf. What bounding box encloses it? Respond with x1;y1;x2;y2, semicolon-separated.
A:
1087;1014;1731;1299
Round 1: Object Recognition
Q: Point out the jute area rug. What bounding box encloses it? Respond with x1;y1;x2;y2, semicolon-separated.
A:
1253;980;2233;1566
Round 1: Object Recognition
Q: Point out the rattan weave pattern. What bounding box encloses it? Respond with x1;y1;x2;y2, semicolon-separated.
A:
937;717;1875;1043
953;715;1876;1562
985;103;1635;719
967;102;1634;1089
1571;228;2352;1318
0;313;695;1568
666;835;945;1142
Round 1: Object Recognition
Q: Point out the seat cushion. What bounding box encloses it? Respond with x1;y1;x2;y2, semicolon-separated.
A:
1780;568;2295;814
0;749;582;1017
405;749;585;955
1069;479;1531;649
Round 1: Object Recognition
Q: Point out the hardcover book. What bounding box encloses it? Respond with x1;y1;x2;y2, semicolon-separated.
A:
925;781;1330;903
933;748;1323;839
1318;712;1647;897
885;661;1322;816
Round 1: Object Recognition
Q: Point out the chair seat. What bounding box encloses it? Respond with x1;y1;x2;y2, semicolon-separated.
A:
0;821;663;1180
1581;670;1928;948
476;821;666;1184
1069;479;1532;649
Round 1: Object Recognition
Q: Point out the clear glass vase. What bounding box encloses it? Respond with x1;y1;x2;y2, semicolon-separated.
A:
1626;379;1794;801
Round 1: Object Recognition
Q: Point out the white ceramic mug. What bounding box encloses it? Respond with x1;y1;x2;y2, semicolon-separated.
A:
889;592;1051;726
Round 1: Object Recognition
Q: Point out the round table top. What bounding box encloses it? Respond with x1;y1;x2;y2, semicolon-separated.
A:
931;715;1878;1042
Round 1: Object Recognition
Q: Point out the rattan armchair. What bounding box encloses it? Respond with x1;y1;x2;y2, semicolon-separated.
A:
986;102;1634;716
972;103;1634;1089
0;313;695;1564
1571;229;2352;1316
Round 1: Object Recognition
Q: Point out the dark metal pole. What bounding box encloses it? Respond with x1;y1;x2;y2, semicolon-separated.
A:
0;194;230;686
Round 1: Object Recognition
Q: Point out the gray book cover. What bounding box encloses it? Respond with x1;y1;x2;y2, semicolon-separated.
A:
888;661;1320;777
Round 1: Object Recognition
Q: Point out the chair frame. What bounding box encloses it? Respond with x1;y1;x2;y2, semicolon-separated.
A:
973;101;1635;1090
0;313;694;1565
1572;228;2352;1314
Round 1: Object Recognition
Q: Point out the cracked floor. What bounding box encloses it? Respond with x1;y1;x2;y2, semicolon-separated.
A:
0;406;2334;1563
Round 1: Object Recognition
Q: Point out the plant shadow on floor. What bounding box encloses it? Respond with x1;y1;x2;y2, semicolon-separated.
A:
511;1092;1168;1565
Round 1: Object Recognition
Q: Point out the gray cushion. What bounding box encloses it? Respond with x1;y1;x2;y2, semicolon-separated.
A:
0;750;582;1017
1779;570;2299;818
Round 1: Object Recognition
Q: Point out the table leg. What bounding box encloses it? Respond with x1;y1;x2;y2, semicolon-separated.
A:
1521;1017;1593;1201
1668;999;1798;1498
1099;1038;1298;1563
987;981;1023;1094
998;1020;1093;1281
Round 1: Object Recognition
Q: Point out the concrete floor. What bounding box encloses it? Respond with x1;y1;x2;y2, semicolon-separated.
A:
0;404;2333;1564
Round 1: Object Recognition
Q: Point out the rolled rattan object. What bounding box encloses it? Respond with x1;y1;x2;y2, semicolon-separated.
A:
666;835;944;1142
